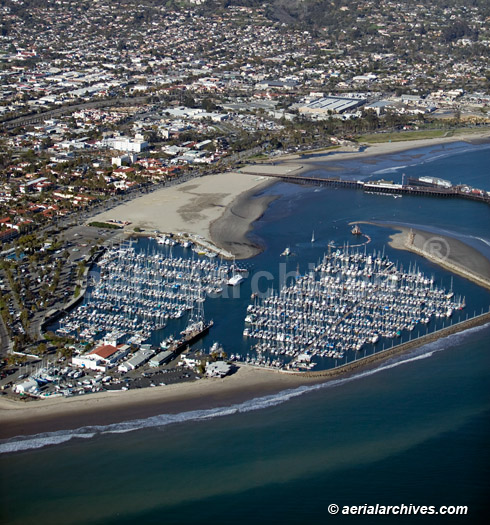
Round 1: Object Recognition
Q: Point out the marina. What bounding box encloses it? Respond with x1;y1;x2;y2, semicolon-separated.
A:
241;247;465;371
55;241;231;346
52;237;470;377
10;144;489;404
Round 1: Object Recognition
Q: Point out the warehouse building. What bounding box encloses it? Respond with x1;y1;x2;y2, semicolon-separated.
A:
297;96;366;117
149;350;174;368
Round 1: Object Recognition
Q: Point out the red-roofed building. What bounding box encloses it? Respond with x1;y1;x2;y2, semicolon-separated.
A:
89;344;119;360
72;344;130;371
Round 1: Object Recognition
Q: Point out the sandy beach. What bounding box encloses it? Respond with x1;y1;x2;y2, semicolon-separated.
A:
270;129;490;169
209;180;277;259
351;221;490;290
0;366;313;439
372;223;490;290
3;305;490;440
3;132;487;439
92;171;273;246
90;130;490;261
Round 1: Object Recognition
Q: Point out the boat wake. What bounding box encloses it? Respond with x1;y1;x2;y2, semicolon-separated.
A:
372;164;408;175
1;322;488;455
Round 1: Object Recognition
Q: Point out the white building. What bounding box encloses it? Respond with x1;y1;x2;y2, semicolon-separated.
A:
205;361;231;378
118;349;154;373
418;176;452;188
112;154;137;167
72;344;129;372
149;350;173;368
296;96;365;117
19;177;49;194
102;134;148;153
14;378;40;395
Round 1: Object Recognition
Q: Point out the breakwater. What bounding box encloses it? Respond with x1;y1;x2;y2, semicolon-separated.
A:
401;240;490;291
286;310;490;379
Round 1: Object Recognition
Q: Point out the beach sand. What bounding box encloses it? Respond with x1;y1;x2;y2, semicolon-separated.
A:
238;164;304;175
91;130;490;261
209;180;277;259
389;227;490;290
3;303;490;439
0;366;313;439
92;171;272;244
3;133;489;439
355;221;490;290
270;129;490;168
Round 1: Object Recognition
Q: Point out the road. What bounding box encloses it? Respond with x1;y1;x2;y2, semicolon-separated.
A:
1;96;150;129
0;315;12;357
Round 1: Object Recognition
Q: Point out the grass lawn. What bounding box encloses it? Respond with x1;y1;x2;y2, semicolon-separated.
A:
357;126;490;144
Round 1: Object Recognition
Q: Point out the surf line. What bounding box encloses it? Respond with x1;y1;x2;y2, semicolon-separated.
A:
1;320;488;456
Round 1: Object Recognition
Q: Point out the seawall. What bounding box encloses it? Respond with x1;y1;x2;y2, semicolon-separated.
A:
401;243;490;291
287;310;490;379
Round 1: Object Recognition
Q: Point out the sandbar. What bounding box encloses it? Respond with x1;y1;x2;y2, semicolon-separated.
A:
91;131;490;261
357;221;490;290
3;134;489;438
209;180;277;259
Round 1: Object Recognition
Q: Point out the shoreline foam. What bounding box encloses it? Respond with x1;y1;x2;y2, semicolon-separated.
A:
90;130;490;262
2;312;489;442
3;134;490;440
269;129;490;166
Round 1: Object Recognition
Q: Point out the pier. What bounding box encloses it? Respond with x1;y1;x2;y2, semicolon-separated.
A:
242;170;490;205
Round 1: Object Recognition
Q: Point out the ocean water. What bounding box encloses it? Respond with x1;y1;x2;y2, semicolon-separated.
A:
1;142;489;524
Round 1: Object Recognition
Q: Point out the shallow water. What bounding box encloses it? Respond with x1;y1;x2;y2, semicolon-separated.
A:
1;143;489;524
1;323;488;524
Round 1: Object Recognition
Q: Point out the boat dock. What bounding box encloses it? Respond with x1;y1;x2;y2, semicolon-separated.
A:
54;242;227;345
168;320;213;357
287;308;490;379
240;247;465;371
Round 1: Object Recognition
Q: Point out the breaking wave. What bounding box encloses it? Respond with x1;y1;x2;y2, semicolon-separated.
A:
1;322;488;455
369;142;490;176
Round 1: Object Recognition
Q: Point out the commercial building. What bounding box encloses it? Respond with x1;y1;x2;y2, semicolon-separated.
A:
149;350;173;367
418;176;452;188
205;361;231;378
297;96;366;117
72;343;130;372
118;348;154;373
13;378;40;395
